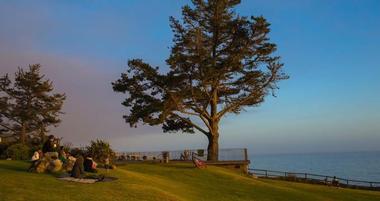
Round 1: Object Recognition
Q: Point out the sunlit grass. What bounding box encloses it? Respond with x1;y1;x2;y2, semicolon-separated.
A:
0;161;379;201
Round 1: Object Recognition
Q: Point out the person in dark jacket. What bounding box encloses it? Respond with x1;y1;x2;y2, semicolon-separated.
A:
71;152;85;178
84;155;97;173
42;135;56;153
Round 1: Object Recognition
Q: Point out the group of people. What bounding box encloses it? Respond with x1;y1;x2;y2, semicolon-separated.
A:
29;135;98;178
70;150;98;178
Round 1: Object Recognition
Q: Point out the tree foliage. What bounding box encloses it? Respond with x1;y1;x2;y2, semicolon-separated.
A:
5;143;31;160
0;64;65;144
86;139;115;163
113;0;288;160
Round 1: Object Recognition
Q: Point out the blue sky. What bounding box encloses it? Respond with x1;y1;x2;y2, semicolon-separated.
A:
0;0;379;154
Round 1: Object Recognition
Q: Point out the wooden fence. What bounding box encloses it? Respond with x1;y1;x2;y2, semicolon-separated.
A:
116;148;248;162
249;168;380;191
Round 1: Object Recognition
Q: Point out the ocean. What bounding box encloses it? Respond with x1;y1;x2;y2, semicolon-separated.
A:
249;151;380;182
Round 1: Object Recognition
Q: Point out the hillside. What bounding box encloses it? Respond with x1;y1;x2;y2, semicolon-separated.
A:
0;161;379;201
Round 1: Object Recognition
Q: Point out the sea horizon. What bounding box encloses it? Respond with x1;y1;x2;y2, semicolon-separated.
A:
250;150;380;182
250;149;380;157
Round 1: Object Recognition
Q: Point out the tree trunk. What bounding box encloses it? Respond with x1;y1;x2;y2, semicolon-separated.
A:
207;134;219;161
207;87;220;161
39;126;46;144
207;117;219;161
20;123;26;144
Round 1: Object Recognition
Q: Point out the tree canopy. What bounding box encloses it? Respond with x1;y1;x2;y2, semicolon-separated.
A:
113;0;288;160
0;64;65;144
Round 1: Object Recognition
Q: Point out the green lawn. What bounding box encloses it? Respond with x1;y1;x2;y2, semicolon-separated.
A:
0;160;379;201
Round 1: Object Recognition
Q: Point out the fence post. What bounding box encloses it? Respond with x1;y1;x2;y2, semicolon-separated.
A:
244;148;248;161
265;170;268;178
305;173;307;180
370;182;373;187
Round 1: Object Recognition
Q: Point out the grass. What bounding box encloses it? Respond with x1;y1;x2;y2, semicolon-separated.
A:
1;160;380;201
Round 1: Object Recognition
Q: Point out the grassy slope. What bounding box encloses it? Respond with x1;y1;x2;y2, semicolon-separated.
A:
0;161;379;201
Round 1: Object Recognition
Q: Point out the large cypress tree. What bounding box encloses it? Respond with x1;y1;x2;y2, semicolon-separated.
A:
0;64;65;144
113;0;288;161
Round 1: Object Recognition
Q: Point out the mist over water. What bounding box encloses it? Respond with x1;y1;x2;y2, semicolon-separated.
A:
250;151;380;182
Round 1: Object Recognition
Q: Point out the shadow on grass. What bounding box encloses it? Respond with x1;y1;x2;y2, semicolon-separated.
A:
0;161;29;173
162;163;195;169
121;161;196;168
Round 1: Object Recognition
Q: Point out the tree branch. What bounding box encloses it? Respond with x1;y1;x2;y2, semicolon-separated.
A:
168;93;199;116
0;123;15;131
217;71;276;119
171;113;209;135
188;77;211;119
198;114;212;131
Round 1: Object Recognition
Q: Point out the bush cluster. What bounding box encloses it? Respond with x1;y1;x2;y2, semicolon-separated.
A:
0;144;9;159
0;138;116;163
86;139;115;163
5;143;31;160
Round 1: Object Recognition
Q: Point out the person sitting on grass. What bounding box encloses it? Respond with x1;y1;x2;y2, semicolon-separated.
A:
61;152;76;172
28;149;42;172
332;176;340;187
104;157;113;169
84;154;97;173
192;153;206;169
71;150;85;178
180;150;190;161
58;147;67;164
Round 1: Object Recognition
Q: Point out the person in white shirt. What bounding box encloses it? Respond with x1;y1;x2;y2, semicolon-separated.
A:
31;151;40;161
28;149;42;172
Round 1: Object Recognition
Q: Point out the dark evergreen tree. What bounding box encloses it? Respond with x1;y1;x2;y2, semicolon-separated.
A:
0;64;65;144
113;0;288;161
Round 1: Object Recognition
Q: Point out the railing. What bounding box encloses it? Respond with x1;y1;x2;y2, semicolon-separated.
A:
249;168;380;190
116;148;248;162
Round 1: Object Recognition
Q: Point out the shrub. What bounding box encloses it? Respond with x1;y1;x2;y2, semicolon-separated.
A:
6;143;31;160
0;144;9;159
86;139;115;163
62;142;73;153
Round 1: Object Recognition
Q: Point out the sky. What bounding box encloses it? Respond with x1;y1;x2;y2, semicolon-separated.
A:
0;0;379;154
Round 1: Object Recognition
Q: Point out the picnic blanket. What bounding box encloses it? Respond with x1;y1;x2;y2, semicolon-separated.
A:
58;177;97;184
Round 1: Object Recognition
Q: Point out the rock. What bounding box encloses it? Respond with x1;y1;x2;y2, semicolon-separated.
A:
48;159;62;172
62;157;76;172
45;152;59;160
34;152;63;173
36;159;49;173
